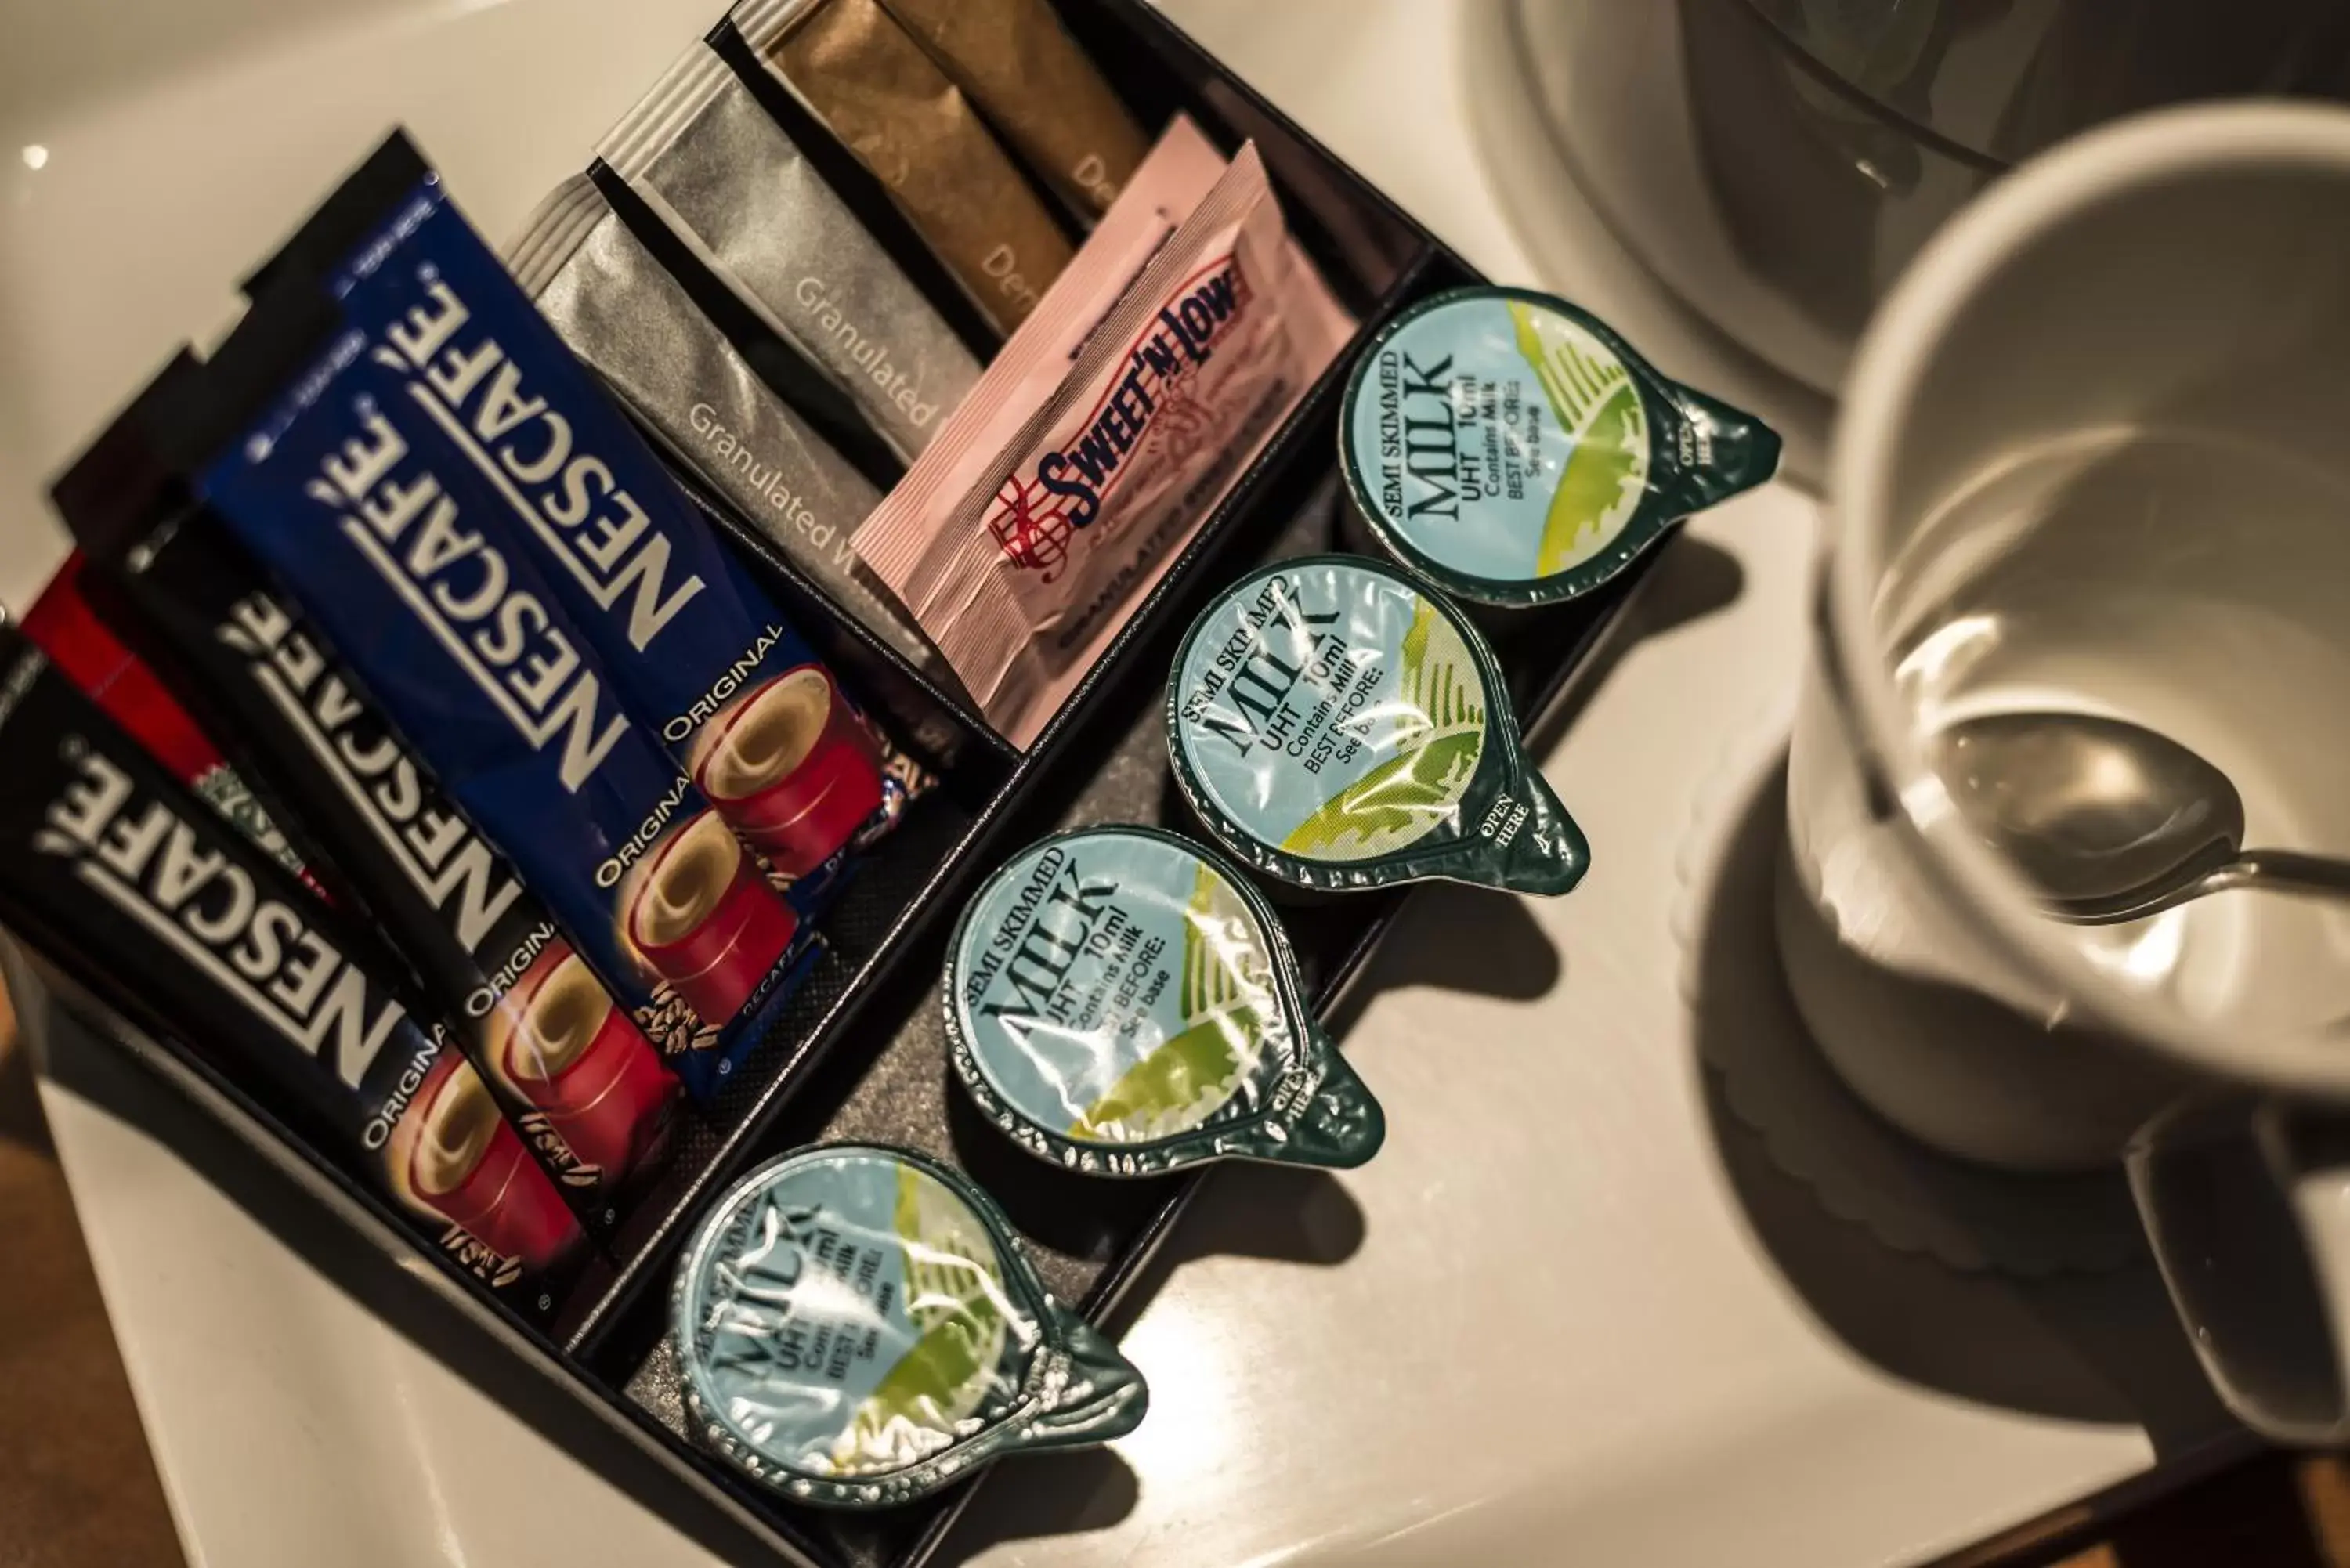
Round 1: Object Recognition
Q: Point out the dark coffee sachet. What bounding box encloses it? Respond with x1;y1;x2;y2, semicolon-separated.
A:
0;623;588;1321
28;534;628;1237
55;378;683;1223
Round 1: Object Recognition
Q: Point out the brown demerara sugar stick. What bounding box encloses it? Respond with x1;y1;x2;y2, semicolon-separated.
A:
736;0;1074;335
875;0;1149;221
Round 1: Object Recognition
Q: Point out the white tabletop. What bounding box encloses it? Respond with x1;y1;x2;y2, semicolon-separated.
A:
6;2;2228;1565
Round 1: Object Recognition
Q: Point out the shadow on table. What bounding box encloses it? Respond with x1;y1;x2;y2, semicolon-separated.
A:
931;1446;1143;1565
1520;531;1747;761
1686;762;2236;1455
1318;875;1565;1042
929;1127;1372;1564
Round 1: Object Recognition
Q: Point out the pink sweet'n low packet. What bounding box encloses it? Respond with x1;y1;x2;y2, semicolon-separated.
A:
854;116;1354;748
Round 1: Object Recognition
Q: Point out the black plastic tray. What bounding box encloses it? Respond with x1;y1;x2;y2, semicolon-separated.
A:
15;5;1658;1565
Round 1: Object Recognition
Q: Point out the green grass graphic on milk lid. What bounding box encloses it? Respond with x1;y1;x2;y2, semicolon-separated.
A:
1168;555;1589;895
1341;286;1779;606
945;825;1383;1176
673;1145;1145;1508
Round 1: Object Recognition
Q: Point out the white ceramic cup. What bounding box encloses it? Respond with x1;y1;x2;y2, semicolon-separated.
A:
1788;101;2350;1441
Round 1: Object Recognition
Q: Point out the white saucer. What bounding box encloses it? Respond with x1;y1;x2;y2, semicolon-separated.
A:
1673;699;2143;1277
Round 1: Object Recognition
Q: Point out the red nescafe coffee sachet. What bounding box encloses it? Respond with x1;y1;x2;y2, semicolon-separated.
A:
21;550;309;880
53;370;682;1229
0;621;588;1321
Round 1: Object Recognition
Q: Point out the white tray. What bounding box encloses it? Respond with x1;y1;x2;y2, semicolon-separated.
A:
1;2;2234;1564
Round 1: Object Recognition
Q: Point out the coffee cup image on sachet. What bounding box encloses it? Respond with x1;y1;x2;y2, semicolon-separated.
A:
1167;555;1590;897
623;811;800;1028
497;946;679;1181
386;1053;584;1279
945;825;1383;1175
671;1144;1148;1508
694;667;884;878
1340;285;1779;609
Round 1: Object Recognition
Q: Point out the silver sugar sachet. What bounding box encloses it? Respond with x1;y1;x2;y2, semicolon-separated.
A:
598;39;982;461
507;173;940;676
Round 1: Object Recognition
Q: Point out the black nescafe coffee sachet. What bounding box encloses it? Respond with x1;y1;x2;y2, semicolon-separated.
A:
0;623;588;1321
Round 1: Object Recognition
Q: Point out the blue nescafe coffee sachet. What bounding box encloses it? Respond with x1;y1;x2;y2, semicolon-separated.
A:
945;826;1383;1175
56;366;681;1227
674;1144;1147;1508
124;292;811;1101
245;132;912;903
